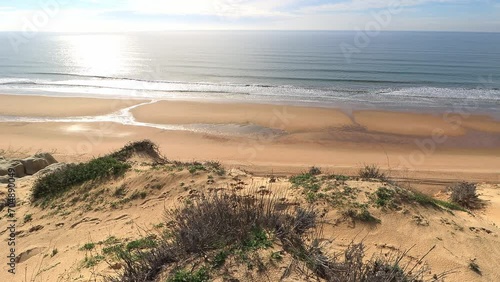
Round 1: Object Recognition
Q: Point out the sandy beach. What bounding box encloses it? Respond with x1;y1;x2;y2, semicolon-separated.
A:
1;94;500;282
0;94;499;181
0;94;147;117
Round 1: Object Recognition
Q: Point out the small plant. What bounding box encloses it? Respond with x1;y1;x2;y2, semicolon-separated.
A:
306;191;318;203
51;248;58;257
270;251;283;261
153;223;165;229
102;244;125;256
83;254;105;268
126;237;157;251
469;261;481;275
375;187;394;207
308;166;322;176
343;208;380;224
212;251;229;268
325;174;349;181
24;214;33;223
359;164;386;180
243;228;273;250
188;162;206;174
167;267;209;282
102;236;121;245
114;186;127;198
450;182;479;209
129;191;145;200
290;173;321;192
204;161;225;176
150;183;164;190
80;242;95;251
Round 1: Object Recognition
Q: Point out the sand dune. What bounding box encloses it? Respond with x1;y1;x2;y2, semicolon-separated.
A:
1;152;499;281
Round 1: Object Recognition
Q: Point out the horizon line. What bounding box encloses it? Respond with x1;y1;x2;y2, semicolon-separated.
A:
2;29;500;34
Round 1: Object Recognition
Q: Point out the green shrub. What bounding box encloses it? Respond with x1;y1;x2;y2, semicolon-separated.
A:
375;187;394;207
80;243;95;251
343;208;380;224
408;190;465;211
212;251;229;268
270;251;283;261
204;161;225;176
308;166;322;176
167;267;209;282
114;186;128;198
126;237;157;251
33;156;130;200
83;254;105;268
290;173;321;192
110;193;317;282
102;244;125;255
242;228;273;250
108;140;165;163
24;214;33;223
188;163;206;174
324;174;350;181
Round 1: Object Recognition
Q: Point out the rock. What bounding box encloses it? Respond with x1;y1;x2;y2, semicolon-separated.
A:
0;160;26;177
0;175;9;184
11;161;26;177
0;152;57;177
34;163;68;176
21;158;50;175
0;197;7;211
33;152;58;165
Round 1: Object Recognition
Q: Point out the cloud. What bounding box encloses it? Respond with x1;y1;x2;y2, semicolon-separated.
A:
0;0;497;32
0;6;15;12
299;0;460;13
126;0;297;18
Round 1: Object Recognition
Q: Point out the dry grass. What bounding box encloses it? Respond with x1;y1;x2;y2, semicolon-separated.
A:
358;164;387;181
450;182;481;209
109;192;317;281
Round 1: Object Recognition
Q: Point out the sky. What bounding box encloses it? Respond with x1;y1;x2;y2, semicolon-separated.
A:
0;0;499;32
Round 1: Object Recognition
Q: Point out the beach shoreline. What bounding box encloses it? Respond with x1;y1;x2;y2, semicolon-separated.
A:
0;93;499;185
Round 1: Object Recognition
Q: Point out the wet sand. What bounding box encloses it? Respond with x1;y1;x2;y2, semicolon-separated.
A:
0;94;499;182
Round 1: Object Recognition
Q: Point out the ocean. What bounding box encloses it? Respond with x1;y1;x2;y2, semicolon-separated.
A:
1;31;499;113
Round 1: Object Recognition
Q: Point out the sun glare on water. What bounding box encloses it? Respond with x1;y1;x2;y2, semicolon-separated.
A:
61;35;129;76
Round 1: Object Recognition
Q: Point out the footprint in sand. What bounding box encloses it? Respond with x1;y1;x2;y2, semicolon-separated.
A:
16;247;46;264
70;217;101;228
469;226;494;235
106;214;129;222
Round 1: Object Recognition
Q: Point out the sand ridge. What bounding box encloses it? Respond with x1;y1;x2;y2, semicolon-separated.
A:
1;157;499;281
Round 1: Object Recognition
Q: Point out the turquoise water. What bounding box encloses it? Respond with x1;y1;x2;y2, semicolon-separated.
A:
0;31;499;113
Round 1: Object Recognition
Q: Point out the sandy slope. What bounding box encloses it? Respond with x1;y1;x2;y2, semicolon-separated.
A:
1;158;499;282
